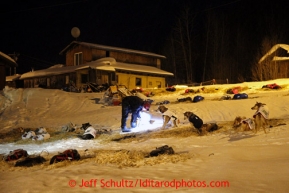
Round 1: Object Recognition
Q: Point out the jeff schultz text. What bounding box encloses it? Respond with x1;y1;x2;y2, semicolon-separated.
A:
73;179;230;189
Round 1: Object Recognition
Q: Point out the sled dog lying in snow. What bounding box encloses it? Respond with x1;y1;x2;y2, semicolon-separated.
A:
251;102;269;133
184;111;219;134
22;131;36;140
81;123;97;140
233;116;256;133
233;102;269;134
157;105;180;129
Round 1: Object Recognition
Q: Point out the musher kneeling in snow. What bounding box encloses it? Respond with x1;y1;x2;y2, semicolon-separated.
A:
121;96;152;132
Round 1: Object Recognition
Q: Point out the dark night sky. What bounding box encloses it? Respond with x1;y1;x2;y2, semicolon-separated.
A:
1;0;289;75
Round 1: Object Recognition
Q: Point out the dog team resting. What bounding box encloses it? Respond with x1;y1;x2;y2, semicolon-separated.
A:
119;90;271;136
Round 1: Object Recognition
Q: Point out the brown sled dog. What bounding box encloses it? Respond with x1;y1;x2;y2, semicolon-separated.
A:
233;116;256;133
251;102;269;133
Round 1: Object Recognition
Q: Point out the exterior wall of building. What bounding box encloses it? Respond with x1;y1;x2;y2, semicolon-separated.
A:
109;51;158;67
0;64;5;90
65;45;97;66
75;68;89;88
275;61;289;78
23;73;77;89
20;43;169;90
116;72;165;89
91;49;106;61
65;45;160;68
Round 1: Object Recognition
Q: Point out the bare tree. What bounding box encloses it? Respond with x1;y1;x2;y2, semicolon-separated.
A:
203;11;232;82
172;6;196;83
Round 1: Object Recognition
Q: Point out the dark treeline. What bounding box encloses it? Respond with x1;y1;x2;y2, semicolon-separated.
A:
160;0;289;85
2;0;289;83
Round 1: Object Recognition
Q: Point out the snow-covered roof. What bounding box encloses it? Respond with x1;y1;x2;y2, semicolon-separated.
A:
272;56;289;62
0;51;17;66
259;44;289;63
6;74;21;81
20;65;79;79
20;57;173;79
114;62;173;75
59;41;166;59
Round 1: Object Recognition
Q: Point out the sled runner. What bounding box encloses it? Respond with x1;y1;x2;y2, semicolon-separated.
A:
119;130;142;135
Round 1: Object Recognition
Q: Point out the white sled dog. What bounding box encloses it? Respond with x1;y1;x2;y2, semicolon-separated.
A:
157;105;180;129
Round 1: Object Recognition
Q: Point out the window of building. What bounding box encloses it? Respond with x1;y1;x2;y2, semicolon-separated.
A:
47;78;50;87
65;75;69;84
106;51;110;57
74;52;83;66
81;74;88;83
111;73;116;81
136;77;142;86
156;81;161;88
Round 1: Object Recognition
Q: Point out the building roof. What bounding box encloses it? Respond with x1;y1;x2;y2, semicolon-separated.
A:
59;41;166;59
20;57;173;79
0;51;17;67
259;44;289;63
6;74;21;81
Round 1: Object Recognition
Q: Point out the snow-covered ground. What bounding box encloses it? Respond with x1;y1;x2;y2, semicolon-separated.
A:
1;79;289;192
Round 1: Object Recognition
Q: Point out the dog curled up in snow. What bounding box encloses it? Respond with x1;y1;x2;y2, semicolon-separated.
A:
81;123;97;140
183;111;203;134
22;131;36;140
251;102;269;133
233;116;256;133
32;127;51;141
202;123;219;134
157;105;180;129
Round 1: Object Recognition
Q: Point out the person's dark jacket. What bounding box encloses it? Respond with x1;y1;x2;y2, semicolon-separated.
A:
121;96;145;129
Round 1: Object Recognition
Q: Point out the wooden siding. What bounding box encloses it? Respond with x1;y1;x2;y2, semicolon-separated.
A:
109;51;158;67
20;42;169;90
274;61;289;78
23;73;77;89
65;45;159;67
65;45;91;66
0;64;5;90
91;49;106;61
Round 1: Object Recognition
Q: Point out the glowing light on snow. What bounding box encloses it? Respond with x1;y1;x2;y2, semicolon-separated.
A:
0;138;101;155
130;111;164;132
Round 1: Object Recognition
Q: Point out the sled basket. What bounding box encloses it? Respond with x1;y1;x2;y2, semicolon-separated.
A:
4;149;28;161
49;149;80;164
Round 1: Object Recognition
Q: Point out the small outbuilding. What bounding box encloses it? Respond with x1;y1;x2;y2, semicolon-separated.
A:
259;44;289;79
0;51;18;90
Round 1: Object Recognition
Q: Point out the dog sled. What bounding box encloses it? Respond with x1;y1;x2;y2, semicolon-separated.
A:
99;85;149;106
3;149;28;162
50;149;81;164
